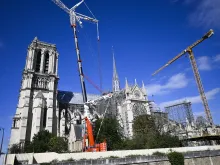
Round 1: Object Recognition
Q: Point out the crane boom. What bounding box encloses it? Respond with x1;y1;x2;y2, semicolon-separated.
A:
75;12;98;23
152;29;214;76
52;0;70;14
152;29;214;125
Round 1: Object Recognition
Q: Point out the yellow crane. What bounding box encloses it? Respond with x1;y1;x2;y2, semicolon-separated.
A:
152;29;214;126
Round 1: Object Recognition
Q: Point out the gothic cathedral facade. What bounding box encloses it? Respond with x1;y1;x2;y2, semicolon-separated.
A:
9;37;151;151
9;37;59;148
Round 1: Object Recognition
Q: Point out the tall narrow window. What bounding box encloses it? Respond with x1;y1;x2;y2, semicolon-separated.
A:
43;107;47;128
35;51;41;72
44;52;49;73
13;119;16;128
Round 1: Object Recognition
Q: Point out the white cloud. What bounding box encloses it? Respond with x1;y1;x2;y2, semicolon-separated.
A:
189;0;220;28
197;55;220;71
214;54;220;62
197;56;211;71
146;73;189;96
159;88;220;108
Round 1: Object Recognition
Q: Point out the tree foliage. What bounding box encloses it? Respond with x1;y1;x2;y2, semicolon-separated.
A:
128;115;181;149
9;144;22;154
168;152;184;165
48;136;68;153
93;115;181;151
94;117;124;150
23;130;68;153
121;115;181;149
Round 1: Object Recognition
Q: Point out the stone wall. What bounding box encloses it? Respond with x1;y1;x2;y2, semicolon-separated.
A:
3;145;220;165
55;151;220;165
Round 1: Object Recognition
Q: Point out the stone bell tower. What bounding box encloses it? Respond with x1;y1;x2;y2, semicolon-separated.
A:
9;37;59;149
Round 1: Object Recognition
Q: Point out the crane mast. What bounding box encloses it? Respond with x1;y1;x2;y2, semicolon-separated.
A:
52;0;99;103
187;49;213;125
152;29;214;126
51;0;106;152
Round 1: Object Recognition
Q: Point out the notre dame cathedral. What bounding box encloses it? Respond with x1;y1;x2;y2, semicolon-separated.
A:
9;38;151;152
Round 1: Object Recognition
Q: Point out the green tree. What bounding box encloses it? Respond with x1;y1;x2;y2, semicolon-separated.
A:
155;133;181;148
9;144;22;154
26;130;53;153
48;136;68;153
168;152;184;165
132;115;158;149
24;130;68;153
132;115;181;149
94;117;124;150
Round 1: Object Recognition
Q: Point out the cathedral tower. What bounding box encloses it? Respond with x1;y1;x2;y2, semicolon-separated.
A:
9;37;59;149
112;48;120;92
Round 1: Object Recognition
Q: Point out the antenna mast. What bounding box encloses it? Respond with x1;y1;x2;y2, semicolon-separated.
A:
52;0;99;103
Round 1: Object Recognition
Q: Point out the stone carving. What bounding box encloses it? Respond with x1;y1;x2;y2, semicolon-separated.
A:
132;103;147;117
49;49;54;56
33;76;49;90
41;48;46;55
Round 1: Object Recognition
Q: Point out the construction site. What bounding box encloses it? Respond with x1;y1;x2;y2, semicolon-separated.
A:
1;0;220;164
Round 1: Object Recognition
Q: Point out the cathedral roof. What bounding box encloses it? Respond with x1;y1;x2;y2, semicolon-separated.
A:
57;90;100;104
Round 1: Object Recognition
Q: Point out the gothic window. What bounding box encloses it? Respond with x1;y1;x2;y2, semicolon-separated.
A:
35;50;41;72
12;118;19;128
43;107;47;128
132;103;147;117
134;90;140;98
44;52;49;73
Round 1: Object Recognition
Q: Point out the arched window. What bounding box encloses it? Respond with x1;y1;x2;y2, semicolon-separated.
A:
44;52;49;73
35;50;41;72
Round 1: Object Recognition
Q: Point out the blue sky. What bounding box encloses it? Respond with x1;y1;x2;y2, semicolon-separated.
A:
0;0;220;154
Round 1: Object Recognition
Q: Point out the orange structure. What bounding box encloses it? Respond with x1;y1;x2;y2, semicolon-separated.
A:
83;117;107;152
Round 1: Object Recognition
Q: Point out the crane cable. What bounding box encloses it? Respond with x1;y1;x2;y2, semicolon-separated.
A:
95;98;111;143
84;1;102;94
84;1;97;19
83;73;103;93
96;23;102;94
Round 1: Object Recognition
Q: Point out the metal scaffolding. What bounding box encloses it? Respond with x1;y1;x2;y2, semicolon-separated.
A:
165;100;194;125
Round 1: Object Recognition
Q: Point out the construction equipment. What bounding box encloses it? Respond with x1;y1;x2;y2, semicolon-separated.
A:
83;117;107;152
152;29;214;126
52;0;99;103
52;0;106;152
82;93;113;152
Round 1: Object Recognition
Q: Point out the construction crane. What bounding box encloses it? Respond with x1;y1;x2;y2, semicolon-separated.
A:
152;29;214;126
83;117;107;152
52;0;99;103
52;0;106;152
81;93;113;152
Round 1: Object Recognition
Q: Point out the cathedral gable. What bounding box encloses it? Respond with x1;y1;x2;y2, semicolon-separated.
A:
130;85;144;100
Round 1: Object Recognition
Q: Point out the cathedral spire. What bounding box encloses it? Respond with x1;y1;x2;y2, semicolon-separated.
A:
112;46;120;92
125;77;129;88
125;77;129;94
135;79;137;85
142;80;147;96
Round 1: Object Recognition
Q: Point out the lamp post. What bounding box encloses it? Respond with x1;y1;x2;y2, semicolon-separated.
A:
0;127;4;157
